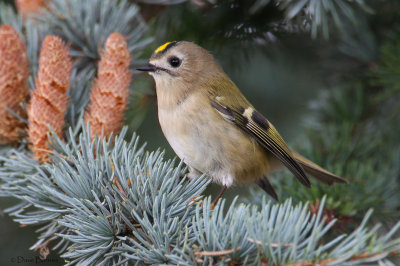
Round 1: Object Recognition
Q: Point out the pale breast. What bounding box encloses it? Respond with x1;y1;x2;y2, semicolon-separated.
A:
157;92;272;186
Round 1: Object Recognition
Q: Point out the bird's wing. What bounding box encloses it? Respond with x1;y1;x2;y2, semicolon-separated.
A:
210;99;310;187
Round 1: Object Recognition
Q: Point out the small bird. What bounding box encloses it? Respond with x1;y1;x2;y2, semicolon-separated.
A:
137;41;347;204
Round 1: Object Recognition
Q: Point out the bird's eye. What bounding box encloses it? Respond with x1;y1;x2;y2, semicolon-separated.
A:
168;57;181;68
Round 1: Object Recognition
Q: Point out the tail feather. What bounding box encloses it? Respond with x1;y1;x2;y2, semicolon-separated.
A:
257;177;279;201
291;152;348;185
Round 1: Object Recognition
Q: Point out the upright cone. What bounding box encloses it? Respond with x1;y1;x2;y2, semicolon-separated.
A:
15;0;46;18
0;25;29;144
28;36;72;163
84;33;131;140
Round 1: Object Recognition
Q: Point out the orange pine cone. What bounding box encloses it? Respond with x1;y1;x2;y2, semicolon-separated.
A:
15;0;46;18
28;35;72;163
0;25;29;144
84;33;131;140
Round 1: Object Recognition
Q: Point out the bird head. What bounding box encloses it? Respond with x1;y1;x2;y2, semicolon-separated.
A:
137;41;225;89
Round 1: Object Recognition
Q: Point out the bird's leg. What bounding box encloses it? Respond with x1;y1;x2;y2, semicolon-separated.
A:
211;185;227;210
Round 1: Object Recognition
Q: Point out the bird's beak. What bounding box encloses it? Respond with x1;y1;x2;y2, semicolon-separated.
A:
136;63;157;72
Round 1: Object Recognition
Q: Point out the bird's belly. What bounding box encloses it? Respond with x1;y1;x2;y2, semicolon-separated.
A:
158;104;272;186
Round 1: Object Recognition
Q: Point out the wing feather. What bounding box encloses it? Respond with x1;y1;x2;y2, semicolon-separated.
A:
211;100;311;187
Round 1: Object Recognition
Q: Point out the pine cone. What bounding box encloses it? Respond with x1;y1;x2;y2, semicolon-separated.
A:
15;0;46;17
28;35;72;163
0;25;29;144
84;33;131;140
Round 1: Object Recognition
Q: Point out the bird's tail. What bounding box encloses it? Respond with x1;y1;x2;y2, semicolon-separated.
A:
291;151;348;185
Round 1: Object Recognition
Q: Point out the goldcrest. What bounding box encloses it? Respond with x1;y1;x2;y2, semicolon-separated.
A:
137;41;347;202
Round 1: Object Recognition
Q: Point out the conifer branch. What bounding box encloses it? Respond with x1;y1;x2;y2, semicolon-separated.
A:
1;123;400;264
0;2;23;32
275;0;373;38
40;0;151;72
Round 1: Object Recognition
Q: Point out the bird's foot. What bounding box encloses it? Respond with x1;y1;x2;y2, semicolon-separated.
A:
210;185;227;210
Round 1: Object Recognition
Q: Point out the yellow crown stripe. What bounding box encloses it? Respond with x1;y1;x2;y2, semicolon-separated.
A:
154;42;173;54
